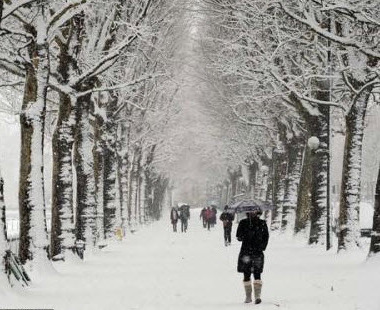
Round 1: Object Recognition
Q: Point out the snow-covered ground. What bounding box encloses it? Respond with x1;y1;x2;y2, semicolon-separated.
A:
2;208;380;310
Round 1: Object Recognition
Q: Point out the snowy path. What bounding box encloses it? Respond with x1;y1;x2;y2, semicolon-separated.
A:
2;209;377;310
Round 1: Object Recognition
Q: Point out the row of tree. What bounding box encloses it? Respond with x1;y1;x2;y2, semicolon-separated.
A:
197;0;379;255
0;0;188;285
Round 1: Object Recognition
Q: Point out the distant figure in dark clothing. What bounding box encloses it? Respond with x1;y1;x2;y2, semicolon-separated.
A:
200;207;207;228
179;206;190;233
211;206;217;227
170;207;179;232
182;204;190;219
205;207;213;230
219;205;235;246
236;207;269;304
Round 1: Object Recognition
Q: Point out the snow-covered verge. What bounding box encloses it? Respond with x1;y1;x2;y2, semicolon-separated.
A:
0;114;20;211
1;208;379;310
6;209;51;239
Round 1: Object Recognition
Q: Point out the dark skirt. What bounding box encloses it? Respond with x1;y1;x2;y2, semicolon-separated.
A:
237;251;264;274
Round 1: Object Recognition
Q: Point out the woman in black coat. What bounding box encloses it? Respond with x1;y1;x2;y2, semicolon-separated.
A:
236;208;269;304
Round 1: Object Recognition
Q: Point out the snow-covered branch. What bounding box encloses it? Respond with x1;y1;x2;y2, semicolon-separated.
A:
1;0;39;20
77;74;163;98
270;70;345;110
279;1;380;59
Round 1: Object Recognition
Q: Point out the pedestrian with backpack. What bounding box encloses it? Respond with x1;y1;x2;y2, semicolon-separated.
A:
236;206;269;304
205;206;213;231
179;206;189;233
200;207;207;228
211;206;217;227
219;205;235;246
170;207;179;232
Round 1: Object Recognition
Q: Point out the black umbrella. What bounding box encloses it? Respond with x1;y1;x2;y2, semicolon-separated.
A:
227;199;272;213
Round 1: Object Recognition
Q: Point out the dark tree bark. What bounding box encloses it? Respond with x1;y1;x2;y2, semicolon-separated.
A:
261;155;272;202
247;160;258;198
369;166;380;255
18;65;36;264
93;101;105;244
308;105;329;245
51;93;76;258
0;1;4;24
271;148;287;230
151;176;168;220
132;148;142;225
291;93;329;244
51;12;87;259
74;93;97;247
294;145;313;234
228;167;241;198
144;168;153;219
126;149;137;228
116;121;130;234
143;145;156;221
0;174;8;285
339;86;373;250
281;142;303;233
18;36;49;264
102;97;118;239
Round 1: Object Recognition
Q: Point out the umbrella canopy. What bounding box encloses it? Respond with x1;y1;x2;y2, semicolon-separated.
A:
226;199;272;213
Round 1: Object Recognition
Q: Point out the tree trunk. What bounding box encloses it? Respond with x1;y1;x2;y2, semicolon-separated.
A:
51;10;86;259
255;166;267;201
93;103;105;245
74;94;96;249
116;122;129;234
369;166;380;255
129;150;140;229
50;94;76;259
271;148;287;231
18;37;49;264
134;153;143;224
95;155;105;245
0;173;8;286
265;162;273;203
143;145;156;221
126;151;135;229
103;130;117;238
291;92;329;244
152;176;168;220
140;174;146;223
144;168;153;220
338;87;373;250
294;146;313;234
224;180;230;204
281;144;303;234
248;161;258;198
113;170;122;229
228;168;241;198
131;174;138;227
308;107;329;245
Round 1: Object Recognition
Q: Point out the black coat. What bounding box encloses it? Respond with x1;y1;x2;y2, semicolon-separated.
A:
236;216;269;273
220;211;235;228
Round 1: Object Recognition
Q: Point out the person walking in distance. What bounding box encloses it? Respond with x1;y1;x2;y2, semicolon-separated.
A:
200;207;207;228
220;205;235;246
170;207;179;232
236;206;269;304
211;205;217;227
179;206;189;233
206;207;214;230
205;207;212;230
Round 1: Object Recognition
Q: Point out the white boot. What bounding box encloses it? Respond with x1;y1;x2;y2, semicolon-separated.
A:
253;280;263;304
243;281;252;303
